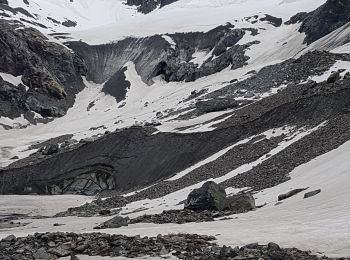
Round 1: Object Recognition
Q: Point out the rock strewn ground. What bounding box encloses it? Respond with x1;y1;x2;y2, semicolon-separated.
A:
0;232;335;260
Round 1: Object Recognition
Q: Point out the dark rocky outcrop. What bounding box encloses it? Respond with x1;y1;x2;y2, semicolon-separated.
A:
278;188;308;201
62;19;77;27
102;67;131;102
0;19;87;118
125;0;179;14
259;14;282;27
297;0;350;44
185;181;228;211
327;71;341;83
184;181;255;212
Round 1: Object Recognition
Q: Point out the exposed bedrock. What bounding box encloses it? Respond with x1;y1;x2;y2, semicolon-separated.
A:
2;75;350;195
288;0;350;44
0;19;87;118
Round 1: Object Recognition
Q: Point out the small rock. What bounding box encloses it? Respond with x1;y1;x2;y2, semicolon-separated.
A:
327;71;340;83
159;245;168;255
99;209;111;215
33;247;51;260
304;189;321;199
2;235;16;242
42;143;59;155
47;244;71;257
278;188;308;201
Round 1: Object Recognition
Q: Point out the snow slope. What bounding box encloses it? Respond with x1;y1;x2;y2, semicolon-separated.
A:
3;0;326;44
1;134;350;257
73;0;326;44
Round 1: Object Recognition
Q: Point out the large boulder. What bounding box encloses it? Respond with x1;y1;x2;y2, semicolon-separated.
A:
184;181;255;213
185;181;228;211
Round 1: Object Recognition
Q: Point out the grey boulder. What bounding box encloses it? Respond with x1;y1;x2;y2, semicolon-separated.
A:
184;181;255;213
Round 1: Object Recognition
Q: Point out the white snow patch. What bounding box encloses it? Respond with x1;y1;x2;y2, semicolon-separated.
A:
309;60;350;83
162;35;176;49
0;195;93;217
0;72;24;87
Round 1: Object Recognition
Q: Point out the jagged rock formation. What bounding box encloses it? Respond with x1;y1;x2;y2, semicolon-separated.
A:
295;0;350;44
0;19;87;118
68;24;256;90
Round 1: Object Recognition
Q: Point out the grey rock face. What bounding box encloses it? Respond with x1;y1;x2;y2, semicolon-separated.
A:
50;171;116;195
278;188;308;201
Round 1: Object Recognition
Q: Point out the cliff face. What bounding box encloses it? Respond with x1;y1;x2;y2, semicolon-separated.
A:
0;19;87;118
299;0;350;44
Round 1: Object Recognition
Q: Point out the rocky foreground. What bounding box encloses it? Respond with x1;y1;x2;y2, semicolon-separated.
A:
0;232;337;260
